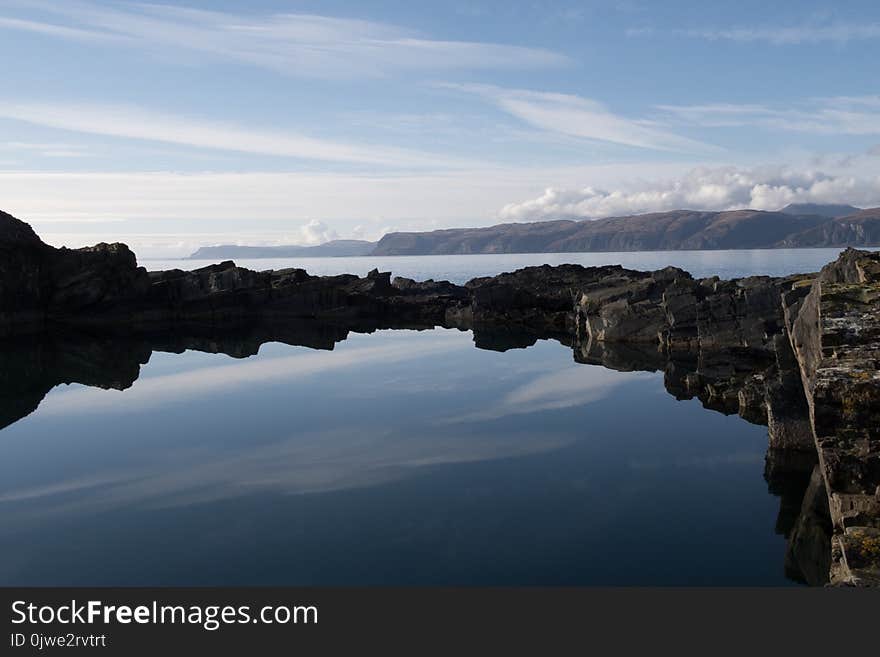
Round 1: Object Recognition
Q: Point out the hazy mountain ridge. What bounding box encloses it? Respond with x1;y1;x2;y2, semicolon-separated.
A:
189;205;880;258
777;207;880;248
372;206;880;255
778;203;860;218
189;239;376;259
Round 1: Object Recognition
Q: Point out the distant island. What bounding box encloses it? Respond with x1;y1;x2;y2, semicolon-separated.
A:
189;203;880;258
189;239;376;259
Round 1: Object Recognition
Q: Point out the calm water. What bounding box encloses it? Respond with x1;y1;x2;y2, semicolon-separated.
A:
0;250;839;586
2;328;798;586
145;247;865;282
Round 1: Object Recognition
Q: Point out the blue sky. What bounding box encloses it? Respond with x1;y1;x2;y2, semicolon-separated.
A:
1;0;879;256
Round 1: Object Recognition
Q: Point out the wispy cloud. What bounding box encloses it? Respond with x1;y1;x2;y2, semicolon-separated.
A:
0;1;568;78
1;140;90;158
658;96;880;136
444;84;717;153
0;14;124;42
0;100;477;167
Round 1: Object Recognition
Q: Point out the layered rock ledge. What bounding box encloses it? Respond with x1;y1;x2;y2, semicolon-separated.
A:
2;209;878;585
788;249;880;584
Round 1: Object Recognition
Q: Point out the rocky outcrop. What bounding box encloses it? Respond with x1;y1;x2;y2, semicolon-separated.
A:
573;266;809;353
0;210;155;334
0;209;472;335
787;248;880;585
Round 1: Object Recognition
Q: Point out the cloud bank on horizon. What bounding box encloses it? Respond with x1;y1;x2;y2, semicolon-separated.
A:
500;163;880;221
0;0;879;255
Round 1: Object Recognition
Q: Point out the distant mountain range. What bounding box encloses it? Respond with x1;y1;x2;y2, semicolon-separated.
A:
778;203;861;218
189;239;376;259
189;204;880;259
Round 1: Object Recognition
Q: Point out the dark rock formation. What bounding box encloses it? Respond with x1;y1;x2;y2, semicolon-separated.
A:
0;210;152;334
0;210;471;336
0;210;53;332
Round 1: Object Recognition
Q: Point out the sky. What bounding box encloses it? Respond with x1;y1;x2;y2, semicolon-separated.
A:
1;0;880;257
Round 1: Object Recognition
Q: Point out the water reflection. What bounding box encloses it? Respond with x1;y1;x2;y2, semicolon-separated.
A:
0;322;830;586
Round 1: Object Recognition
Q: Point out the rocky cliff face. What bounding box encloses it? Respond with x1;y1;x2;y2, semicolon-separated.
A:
787;248;880;585
0;210;154;334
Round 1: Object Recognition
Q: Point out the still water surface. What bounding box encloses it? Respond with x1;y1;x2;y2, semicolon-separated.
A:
146;247;861;282
1;329;798;586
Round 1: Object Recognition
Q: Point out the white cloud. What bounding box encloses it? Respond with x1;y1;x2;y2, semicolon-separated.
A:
658;96;880;136
0;100;476;167
0;1;567;78
294;220;339;246
499;165;880;221
445;84;716;153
